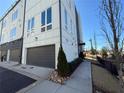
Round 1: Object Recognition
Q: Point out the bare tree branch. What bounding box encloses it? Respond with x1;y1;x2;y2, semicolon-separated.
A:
100;0;124;59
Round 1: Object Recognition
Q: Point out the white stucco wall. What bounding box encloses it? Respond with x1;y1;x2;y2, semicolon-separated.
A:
22;0;60;68
0;0;25;44
61;0;78;62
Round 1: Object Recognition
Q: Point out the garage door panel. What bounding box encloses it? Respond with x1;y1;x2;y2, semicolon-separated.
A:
10;49;21;62
27;45;55;68
1;51;7;57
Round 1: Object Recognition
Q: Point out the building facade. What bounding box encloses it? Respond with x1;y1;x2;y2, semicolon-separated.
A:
0;0;25;62
0;0;83;68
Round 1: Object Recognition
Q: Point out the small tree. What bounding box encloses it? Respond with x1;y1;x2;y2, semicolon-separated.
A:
57;46;70;77
101;47;108;58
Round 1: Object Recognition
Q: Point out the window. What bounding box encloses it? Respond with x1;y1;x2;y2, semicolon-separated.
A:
28;20;31;30
65;9;67;25
31;17;35;29
64;9;68;30
2;20;6;28
41;7;52;32
12;10;18;21
47;7;52;24
41;11;45;26
70;19;72;33
27;17;35;31
10;27;16;39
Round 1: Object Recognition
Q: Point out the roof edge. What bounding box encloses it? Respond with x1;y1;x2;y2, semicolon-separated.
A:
0;0;21;22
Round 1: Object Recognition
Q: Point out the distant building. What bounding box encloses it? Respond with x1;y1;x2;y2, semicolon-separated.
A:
0;0;83;68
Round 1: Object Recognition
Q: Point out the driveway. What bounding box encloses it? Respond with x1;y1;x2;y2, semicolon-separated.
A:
0;67;36;93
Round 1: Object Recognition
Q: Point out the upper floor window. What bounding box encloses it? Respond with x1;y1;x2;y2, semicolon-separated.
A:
31;17;35;29
70;19;72;33
47;7;52;24
28;20;31;30
12;10;18;21
64;9;68;29
2;20;6;28
65;9;67;25
41;7;52;32
41;11;45;26
10;27;16;39
27;17;35;31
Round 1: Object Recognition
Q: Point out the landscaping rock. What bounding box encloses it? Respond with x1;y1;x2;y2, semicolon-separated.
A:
48;70;69;85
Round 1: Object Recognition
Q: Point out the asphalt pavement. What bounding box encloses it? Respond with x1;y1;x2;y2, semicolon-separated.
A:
0;67;36;93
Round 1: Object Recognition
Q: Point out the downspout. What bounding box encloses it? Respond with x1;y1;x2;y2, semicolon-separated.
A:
59;0;62;47
75;8;80;56
19;0;27;64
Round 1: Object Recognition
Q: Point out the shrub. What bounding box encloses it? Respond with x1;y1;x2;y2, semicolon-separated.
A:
57;46;70;77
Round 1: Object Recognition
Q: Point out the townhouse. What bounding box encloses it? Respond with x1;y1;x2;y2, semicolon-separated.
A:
0;0;25;62
0;0;83;68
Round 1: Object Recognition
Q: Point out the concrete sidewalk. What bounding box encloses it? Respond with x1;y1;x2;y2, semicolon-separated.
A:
0;61;53;80
19;61;92;93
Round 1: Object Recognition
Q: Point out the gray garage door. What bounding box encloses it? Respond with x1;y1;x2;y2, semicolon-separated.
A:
27;45;55;68
10;49;21;62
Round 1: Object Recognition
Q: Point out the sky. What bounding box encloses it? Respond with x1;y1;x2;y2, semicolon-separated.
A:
0;0;124;50
0;0;15;17
75;0;124;50
75;0;102;50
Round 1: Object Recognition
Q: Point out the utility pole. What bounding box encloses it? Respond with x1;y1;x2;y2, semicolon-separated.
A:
94;32;97;51
94;32;97;56
89;39;93;50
